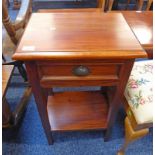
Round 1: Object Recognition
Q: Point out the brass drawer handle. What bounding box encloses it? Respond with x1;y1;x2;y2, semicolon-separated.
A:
72;65;90;76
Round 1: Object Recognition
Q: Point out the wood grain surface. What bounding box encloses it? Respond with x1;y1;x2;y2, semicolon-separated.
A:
122;11;153;58
37;61;122;87
122;11;153;50
13;12;146;60
14;12;149;144
47;91;108;131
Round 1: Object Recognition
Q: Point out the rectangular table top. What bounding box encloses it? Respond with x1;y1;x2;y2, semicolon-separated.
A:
122;11;153;50
13;12;147;61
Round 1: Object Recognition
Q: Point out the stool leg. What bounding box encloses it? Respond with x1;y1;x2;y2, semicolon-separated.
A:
146;0;153;10
117;117;149;155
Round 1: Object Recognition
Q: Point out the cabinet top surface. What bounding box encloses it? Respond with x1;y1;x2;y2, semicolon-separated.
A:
13;12;147;60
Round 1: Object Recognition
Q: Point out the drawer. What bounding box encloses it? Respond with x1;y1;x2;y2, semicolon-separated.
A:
37;61;122;87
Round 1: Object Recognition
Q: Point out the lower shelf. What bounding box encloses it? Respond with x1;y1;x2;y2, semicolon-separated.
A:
47;91;109;131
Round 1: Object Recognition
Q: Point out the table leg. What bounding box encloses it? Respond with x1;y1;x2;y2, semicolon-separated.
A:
104;60;134;141
25;62;54;145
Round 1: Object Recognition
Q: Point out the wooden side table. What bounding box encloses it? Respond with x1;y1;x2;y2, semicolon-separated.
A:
13;12;147;144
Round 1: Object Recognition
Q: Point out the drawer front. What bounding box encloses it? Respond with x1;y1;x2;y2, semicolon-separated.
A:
37;61;122;87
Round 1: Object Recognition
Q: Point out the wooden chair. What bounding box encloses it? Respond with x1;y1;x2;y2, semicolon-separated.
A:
2;0;32;128
38;0;106;13
117;59;153;155
2;0;32;81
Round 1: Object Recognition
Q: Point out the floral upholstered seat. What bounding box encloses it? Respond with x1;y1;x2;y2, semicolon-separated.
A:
124;60;153;124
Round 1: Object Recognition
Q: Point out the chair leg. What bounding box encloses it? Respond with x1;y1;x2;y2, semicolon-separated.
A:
117;117;149;155
108;0;114;11
17;63;28;81
146;0;153;10
137;0;144;10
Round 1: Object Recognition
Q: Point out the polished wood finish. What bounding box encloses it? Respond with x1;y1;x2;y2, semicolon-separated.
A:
108;11;153;58
13;13;146;61
122;11;153;58
25;62;54;144
104;59;134;141
37;61;121;87
47;91;108;131
13;12;146;144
